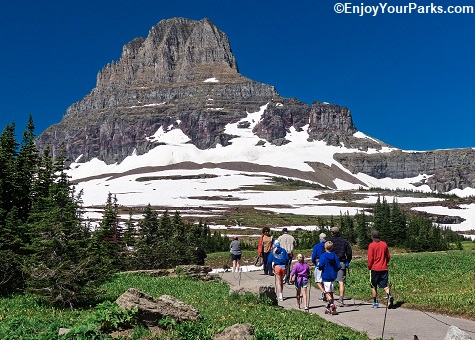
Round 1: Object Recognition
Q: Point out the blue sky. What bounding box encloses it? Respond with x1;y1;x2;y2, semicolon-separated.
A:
1;0;474;151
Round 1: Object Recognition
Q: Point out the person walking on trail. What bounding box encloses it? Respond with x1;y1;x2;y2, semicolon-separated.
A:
317;241;341;315
230;235;242;273
277;227;296;283
328;226;352;307
368;230;394;308
311;232;327;301
267;240;289;302
289;253;310;310
257;227;273;275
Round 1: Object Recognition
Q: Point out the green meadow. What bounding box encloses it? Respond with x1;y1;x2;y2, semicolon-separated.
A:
0;250;473;339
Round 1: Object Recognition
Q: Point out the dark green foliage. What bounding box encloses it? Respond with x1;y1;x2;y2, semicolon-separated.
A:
26;150;109;307
92;193;126;272
340;211;356;244
355;210;371;249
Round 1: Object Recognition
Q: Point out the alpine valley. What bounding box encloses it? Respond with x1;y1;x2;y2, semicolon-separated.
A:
36;18;475;238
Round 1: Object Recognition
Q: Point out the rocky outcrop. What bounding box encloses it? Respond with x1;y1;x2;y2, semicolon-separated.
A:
115;288;199;327
229;281;277;304
35;17;368;164
334;149;475;192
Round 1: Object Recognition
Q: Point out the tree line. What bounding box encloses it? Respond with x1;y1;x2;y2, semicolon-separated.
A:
0;118;230;307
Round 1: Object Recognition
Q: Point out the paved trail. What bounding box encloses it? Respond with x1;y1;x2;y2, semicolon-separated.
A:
218;270;475;340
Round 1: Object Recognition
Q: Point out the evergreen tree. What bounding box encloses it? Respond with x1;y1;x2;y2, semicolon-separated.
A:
159;209;172;241
0;123;18;223
92;193;125;271
15;115;38;222
123;211;136;248
26;152;106;307
0;123;26;291
373;196;391;241
355;210;371;249
135;204;161;269
389;198;407;246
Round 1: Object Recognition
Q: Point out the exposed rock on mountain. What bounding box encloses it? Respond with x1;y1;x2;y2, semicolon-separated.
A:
35;17;381;165
334;149;475;191
34;17;474;195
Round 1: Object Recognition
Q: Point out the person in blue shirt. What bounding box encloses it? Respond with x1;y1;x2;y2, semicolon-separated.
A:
267;240;289;302
311;232;327;301
317;241;341;315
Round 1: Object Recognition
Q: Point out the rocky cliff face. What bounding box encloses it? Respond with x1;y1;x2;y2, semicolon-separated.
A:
34;17;474;194
35;17;379;164
334;149;475;192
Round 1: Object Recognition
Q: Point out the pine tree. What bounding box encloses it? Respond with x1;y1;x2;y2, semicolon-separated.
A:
0;123;19;223
135;204;164;269
15;115;38;222
390;198;407;246
355;210;371;249
0;123;23;291
26;151;106;307
92;193;125;271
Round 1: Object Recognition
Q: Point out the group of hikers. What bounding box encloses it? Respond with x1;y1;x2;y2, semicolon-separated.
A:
235;226;395;315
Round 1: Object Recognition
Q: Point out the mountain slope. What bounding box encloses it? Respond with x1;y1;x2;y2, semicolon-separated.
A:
34;17;475;235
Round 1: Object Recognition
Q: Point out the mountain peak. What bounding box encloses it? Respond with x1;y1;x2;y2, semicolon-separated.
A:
96;17;240;89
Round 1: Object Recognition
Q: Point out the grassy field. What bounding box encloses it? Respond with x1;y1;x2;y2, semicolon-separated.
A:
0;249;473;339
207;247;475;319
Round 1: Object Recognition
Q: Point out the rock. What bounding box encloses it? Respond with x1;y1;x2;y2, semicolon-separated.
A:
58;328;70;336
444;326;472;340
334;148;475;192
213;323;255;340
35;18;365;166
229;281;277;304
176;264;212;277
115;288;199;327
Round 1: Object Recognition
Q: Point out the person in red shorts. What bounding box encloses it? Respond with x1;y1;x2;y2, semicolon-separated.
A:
367;230;394;308
267;240;289;302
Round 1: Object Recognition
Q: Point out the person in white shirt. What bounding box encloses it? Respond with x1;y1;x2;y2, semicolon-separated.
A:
277;228;296;283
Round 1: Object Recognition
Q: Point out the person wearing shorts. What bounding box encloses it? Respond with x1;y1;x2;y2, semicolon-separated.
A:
312;232;327;301
289;254;310;310
368;230;394;308
267;240;289;302
230;235;242;273
318;241;341;315
328;226;352;306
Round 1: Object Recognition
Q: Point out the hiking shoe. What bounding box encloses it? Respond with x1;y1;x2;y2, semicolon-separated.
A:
330;303;338;315
278;297;283;302
325;307;332;314
388;296;394;308
337;298;344;307
319;292;328;302
304;306;309;311
373;301;379;308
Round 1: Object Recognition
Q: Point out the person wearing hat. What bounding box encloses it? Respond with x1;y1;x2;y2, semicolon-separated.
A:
311;232;327;301
368;230;394;308
277;227;296;283
267;239;289;302
328;226;352;306
230;235;242;273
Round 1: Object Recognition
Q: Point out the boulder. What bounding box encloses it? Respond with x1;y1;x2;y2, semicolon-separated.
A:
229;281;277;304
213;323;255;340
176;264;213;277
444;326;472;340
115;288;199;327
